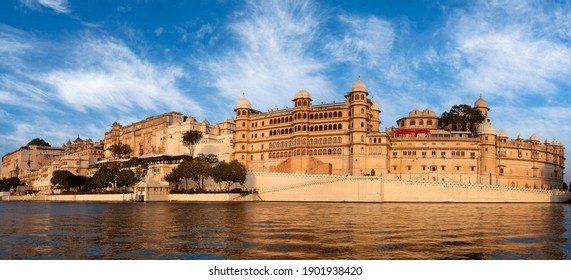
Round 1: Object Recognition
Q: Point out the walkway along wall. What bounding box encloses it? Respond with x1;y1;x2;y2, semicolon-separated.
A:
246;172;571;203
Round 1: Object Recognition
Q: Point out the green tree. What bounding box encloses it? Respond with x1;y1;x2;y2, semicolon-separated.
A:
116;169;137;188
50;170;74;191
27;138;51;147
107;143;133;159
129;157;149;181
439;104;485;135
164;166;182;190
195;154;219;192
0;177;21;191
182;130;203;155
92;166;116;189
210;160;247;192
50;170;84;191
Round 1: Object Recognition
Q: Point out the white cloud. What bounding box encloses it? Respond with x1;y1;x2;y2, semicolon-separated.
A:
21;0;71;14
444;1;570;100
0;24;32;55
326;15;395;67
154;27;165;36
37;37;203;115
206;0;333;111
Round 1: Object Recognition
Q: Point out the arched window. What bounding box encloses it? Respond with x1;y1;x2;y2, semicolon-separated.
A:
319;125;323;131
324;125;328;131
270;119;273;125
319;113;323;119
338;111;342;117
328;124;332;130
303;113;307;119
361;94;364;100
309;126;313;132
328;112;332;118
361;122;364;127
241;145;245;150
361;135;364;142
303;100;307;106
237;111;241;116
333;112;338;118
303;125;306;131
241;155;245;160
242;134;245;138
309;114;313;119
328;149;332;155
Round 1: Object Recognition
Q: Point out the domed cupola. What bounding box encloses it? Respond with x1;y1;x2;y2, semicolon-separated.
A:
293;89;311;100
474;94;488;109
293;89;312;108
497;130;507;138
474;94;490;122
235;93;251;110
351;76;368;92
476;121;495;135
371;96;379;111
530;134;540;143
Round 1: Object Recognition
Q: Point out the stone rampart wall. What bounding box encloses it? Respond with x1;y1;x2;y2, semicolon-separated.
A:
249;172;571;203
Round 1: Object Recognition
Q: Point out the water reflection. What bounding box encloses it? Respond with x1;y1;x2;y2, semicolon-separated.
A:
0;201;569;259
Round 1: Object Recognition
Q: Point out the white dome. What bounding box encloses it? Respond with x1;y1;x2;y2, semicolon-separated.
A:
474;95;488;108
477;122;495;135
497;130;507;138
351;76;367;92
530;134;540;142
371;97;379;110
293;89;311;100
235;94;251;109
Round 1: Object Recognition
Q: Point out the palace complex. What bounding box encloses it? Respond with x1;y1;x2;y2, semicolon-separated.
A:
1;77;566;191
234;78;565;190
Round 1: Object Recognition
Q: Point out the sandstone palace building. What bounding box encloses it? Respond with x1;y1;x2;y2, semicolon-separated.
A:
1;77;567;192
234;77;565;190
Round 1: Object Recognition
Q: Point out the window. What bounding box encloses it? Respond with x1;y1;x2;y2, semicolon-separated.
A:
410;120;416;126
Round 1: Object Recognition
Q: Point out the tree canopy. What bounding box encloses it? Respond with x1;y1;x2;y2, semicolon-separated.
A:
210;160;247;192
439;104;485;134
27;138;51;147
116;169;137;188
107;143;132;159
50;170;84;191
92;166;118;188
182;130;203;155
0;177;22;191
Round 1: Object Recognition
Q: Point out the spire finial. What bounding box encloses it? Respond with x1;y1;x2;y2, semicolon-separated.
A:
242;92;245;98
480;93;482;99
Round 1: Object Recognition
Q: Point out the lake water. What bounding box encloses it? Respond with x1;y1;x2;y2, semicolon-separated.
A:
0;201;569;259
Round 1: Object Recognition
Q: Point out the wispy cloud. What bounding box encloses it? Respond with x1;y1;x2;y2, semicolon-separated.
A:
205;0;333;111
20;0;71;14
443;0;570;100
326;15;395;67
37;36;202;115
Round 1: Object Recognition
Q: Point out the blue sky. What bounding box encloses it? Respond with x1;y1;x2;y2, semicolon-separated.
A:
0;0;570;181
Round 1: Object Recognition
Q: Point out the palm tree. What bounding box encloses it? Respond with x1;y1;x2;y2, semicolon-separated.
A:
182;130;203;156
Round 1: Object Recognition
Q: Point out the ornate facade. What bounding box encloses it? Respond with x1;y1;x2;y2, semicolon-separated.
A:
234;77;382;176
234;77;566;190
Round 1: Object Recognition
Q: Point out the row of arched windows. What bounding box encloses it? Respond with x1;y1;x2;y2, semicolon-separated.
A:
269;116;293;125
295;100;309;107
268;148;343;158
268;123;344;136
236;110;250;116
350;94;366;102
268;137;343;149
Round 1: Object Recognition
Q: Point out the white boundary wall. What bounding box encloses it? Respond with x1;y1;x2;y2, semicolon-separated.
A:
247;172;571;203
